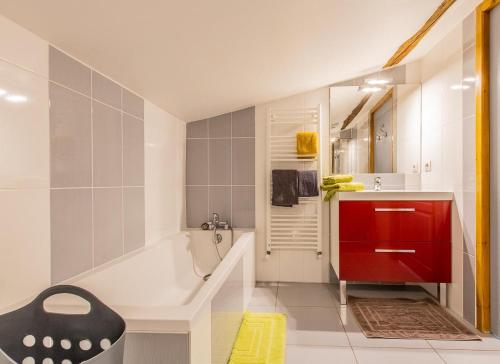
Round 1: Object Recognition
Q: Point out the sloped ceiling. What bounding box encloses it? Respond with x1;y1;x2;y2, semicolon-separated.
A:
0;0;478;121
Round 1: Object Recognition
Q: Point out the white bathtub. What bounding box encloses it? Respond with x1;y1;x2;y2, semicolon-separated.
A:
55;229;255;364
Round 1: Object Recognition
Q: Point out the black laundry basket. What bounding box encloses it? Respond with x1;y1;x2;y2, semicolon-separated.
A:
0;285;126;364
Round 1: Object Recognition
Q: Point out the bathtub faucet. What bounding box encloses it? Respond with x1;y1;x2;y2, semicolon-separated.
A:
212;212;219;226
205;212;229;230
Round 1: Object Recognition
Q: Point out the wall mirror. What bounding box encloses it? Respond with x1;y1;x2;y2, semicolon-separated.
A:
329;83;422;175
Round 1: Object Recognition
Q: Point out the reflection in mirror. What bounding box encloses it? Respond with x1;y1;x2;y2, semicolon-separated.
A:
330;84;421;175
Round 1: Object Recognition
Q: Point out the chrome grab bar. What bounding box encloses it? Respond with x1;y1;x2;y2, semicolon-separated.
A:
375;249;416;254
374;208;416;212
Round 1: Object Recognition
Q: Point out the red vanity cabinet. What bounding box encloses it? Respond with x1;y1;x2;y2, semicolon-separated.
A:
338;200;452;283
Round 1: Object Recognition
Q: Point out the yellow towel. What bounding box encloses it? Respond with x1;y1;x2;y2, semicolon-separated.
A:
229;312;286;364
322;174;353;185
323;182;365;201
296;131;318;157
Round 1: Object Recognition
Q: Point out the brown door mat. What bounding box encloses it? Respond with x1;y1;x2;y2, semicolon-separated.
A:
349;296;480;341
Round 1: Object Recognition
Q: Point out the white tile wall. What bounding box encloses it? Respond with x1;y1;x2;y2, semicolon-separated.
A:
0;60;49;189
0;190;50;309
396;84;421;174
144;101;186;245
0;15;50;309
419;14;477;323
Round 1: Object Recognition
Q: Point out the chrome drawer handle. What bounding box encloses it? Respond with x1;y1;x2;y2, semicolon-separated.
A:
375;249;416;254
374;208;416;212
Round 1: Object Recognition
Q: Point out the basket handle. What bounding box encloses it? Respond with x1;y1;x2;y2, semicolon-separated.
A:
32;285;107;316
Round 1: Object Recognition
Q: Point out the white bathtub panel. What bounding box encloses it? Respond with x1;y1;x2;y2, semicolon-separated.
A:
124;333;189;364
212;258;244;364
243;236;256;307
190;302;212;364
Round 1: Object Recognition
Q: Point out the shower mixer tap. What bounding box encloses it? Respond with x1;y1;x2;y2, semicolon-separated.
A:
202;212;229;230
212;212;219;226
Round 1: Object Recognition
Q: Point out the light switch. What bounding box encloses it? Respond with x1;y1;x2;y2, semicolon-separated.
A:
425;160;432;172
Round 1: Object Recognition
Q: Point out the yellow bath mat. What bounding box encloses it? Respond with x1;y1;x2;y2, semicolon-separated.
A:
296;131;318;157
229;312;286;364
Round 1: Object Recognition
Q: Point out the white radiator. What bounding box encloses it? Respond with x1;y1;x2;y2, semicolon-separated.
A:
265;106;322;255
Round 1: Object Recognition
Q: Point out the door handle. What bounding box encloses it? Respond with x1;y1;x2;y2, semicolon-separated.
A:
375;249;416;254
374;208;416;212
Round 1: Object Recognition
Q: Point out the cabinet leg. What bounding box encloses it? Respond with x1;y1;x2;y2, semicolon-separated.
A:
340;281;347;305
439;283;447;307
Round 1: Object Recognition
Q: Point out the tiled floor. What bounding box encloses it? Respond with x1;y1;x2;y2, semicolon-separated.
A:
248;282;500;364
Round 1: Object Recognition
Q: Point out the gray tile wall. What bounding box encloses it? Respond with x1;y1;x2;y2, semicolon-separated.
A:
49;46;145;283
186;107;255;228
461;12;476;326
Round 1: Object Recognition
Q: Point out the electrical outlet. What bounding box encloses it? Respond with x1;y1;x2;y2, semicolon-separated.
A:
424;160;432;172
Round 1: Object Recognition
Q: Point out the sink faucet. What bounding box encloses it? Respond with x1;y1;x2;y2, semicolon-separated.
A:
374;176;382;191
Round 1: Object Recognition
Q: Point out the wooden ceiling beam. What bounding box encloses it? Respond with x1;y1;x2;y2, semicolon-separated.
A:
383;0;456;68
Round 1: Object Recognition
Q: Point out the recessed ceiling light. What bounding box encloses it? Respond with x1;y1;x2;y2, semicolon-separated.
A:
366;79;389;85
463;77;477;83
360;86;382;93
0;89;7;97
5;94;28;103
450;84;469;90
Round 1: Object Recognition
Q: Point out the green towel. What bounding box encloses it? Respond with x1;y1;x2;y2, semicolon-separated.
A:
322;174;353;185
322;182;365;201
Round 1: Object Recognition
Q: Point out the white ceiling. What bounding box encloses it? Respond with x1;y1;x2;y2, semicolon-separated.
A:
0;0;478;121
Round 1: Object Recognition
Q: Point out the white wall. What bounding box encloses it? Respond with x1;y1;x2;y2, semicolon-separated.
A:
0;14;50;309
255;87;330;282
396;84;422;174
0;14;186;309
145;101;186;245
419;13;476;323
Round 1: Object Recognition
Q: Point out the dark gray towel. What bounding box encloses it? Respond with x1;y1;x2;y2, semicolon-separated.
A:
272;170;299;207
298;170;319;197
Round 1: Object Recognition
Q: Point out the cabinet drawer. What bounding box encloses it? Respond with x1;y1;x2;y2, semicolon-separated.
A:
339;201;451;243
339;241;451;283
